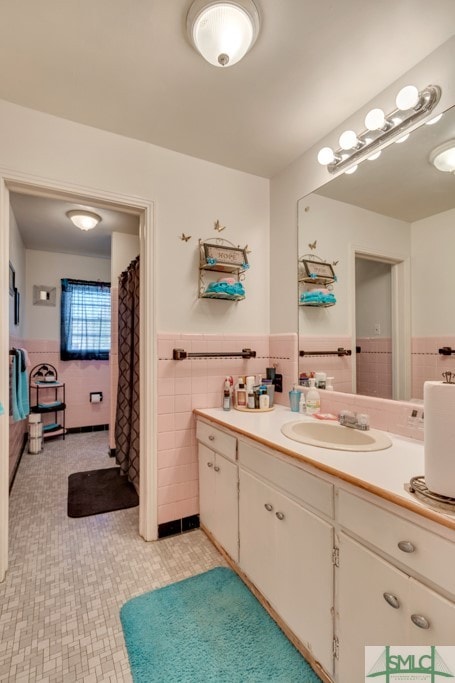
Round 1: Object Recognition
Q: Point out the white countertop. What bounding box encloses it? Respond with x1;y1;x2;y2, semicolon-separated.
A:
194;404;455;532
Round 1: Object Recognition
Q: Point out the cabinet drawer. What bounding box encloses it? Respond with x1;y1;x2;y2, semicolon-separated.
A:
238;439;333;517
196;420;237;462
338;489;455;596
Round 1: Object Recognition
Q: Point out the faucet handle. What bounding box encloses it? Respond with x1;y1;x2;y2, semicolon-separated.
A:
357;413;370;428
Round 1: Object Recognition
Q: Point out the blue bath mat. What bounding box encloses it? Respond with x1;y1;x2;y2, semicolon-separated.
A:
120;566;322;682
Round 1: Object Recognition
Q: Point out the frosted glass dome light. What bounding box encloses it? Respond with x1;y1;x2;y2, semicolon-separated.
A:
396;85;420;111
339;130;359;150
430;140;455;174
187;0;260;67
365;108;386;131
344;164;358;175
317;147;335;165
66;210;101;231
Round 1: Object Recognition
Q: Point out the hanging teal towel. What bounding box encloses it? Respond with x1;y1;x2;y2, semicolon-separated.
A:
0;402;4;416
11;356;22;422
15;350;29;420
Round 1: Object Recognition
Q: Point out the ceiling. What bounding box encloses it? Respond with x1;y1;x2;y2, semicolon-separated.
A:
0;1;454;179
10;193;139;259
4;2;455;256
316;105;455;222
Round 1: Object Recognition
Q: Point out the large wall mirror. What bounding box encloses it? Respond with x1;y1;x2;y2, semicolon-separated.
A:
298;105;455;402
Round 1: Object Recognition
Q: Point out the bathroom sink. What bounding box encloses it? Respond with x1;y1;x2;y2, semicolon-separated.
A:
281;420;392;452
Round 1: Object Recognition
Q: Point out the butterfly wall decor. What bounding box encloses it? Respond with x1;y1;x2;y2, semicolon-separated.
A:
180;233;191;242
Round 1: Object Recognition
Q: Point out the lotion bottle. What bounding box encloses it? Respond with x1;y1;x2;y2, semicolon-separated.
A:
305;378;321;415
223;379;231;411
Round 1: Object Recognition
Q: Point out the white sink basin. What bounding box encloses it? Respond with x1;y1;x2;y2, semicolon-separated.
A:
281;420;392;452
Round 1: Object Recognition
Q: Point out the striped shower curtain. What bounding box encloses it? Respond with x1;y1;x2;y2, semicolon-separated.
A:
115;256;140;489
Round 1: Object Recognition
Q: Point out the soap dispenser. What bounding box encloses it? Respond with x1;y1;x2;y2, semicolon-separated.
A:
305;379;321;415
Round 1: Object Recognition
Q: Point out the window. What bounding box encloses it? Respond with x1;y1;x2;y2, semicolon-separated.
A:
60;279;111;361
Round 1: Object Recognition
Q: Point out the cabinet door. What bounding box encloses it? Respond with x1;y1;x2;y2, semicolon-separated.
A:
239;470;276;601
198;444;215;535
272;485;334;675
239;469;334;676
408;577;455;645
337;533;409;683
214;453;238;562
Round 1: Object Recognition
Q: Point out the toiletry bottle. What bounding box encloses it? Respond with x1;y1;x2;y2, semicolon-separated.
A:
259;393;269;409
247;386;255;409
299;392;306;414
289;385;300;412
305;379;321;415
326;377;334;391
223;379;231;411
236;381;247;408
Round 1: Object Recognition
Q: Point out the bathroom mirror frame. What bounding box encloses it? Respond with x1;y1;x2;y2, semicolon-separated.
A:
297;104;455;402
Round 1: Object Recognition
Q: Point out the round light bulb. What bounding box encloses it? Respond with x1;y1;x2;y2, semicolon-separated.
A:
317;147;335;165
367;150;381;161
395;134;409;144
339;130;358;150
396;85;420;111
365;108;385;131
344;164;358;175
430;141;455;173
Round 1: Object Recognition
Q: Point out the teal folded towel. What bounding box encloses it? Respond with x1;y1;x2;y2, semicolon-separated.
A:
205;281;245;297
300;290;336;304
11;355;23;422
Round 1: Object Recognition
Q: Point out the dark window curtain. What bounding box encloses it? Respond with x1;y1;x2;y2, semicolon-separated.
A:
60;279;111;361
115;257;140;488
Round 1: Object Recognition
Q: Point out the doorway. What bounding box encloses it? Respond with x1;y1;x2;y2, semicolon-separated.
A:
351;248;411;402
0;173;157;582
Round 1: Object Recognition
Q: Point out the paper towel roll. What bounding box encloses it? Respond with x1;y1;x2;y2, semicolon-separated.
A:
424;380;455;497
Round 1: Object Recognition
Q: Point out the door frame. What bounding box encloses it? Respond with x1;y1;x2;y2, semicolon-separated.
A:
0;170;157;582
350;245;411;401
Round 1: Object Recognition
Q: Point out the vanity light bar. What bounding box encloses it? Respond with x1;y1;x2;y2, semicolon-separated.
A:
318;84;441;174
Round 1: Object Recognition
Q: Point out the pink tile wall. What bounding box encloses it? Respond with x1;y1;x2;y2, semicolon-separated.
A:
356;337;392;399
269;334;298;405
298;336;353;394
411;337;455;400
26;339;110;429
157;332;270;524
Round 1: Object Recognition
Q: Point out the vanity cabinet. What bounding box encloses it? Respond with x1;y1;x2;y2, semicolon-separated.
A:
195;415;455;683
238;440;334;676
336;490;455;682
196;423;238;562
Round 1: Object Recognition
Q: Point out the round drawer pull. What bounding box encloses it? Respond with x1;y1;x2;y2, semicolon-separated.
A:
208;434;215;441
275;511;285;521
411;614;430;630
383;592;400;609
264;503;273;512
214;465;220;472
398;540;415;553
207;462;213;468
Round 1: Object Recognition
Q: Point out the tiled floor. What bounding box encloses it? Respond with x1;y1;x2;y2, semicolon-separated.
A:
0;432;225;682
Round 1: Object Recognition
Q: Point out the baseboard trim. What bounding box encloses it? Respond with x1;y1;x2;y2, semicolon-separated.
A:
66;424;109;434
158;514;200;539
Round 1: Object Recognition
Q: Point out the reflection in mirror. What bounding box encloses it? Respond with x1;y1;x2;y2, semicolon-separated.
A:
298;105;455;402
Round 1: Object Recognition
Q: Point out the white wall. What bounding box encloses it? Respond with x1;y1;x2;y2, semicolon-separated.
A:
111;232;140;281
271;36;455;334
24;250;111;340
411;207;455;336
355;259;392;338
298;194;410;336
8;207;25;338
0;101;270;335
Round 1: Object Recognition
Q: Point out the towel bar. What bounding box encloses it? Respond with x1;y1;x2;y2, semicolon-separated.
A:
172;348;256;361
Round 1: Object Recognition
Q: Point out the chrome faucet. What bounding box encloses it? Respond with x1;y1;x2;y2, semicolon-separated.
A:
338;410;370;431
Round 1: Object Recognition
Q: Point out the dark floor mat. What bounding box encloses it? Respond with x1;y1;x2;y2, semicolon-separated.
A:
68;467;139;518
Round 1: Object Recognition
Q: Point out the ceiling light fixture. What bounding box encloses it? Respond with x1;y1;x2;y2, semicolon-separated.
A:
187;0;260;67
317;84;441;175
66;210;101;231
429;140;455;174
